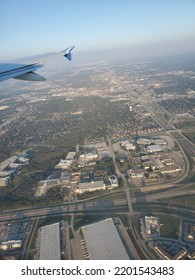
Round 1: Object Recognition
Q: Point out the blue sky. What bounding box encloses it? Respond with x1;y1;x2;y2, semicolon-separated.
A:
0;0;195;60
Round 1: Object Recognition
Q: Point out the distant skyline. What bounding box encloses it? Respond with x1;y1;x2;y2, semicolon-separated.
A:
0;0;195;62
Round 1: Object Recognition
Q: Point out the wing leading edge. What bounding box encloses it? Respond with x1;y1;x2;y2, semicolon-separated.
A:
0;46;75;82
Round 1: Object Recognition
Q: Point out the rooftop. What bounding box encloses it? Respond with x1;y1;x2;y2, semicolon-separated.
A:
81;218;130;260
39;223;61;260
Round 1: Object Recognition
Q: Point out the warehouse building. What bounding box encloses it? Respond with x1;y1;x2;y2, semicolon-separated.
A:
37;222;70;260
76;180;105;194
37;223;61;260
81;218;130;260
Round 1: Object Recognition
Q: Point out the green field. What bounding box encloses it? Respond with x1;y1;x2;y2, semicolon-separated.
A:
157;214;179;239
164;194;195;208
183;131;195;145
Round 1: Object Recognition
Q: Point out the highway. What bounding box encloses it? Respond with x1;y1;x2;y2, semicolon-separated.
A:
1;186;195;222
169;131;195;157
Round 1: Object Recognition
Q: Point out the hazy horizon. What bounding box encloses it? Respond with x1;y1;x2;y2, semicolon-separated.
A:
1;0;195;61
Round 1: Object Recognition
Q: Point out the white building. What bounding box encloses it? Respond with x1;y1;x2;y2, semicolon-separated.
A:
65;152;76;160
146;145;162;153
81;218;130;260
159;165;181;174
144;216;160;235
55;159;73;170
153;138;167;145
76;180;105;194
108;175;118;187
120;141;136;151
137;138;152;145
0;240;22;250
38;223;61;260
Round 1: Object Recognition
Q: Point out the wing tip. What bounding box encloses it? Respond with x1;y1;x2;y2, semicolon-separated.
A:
61;45;76;61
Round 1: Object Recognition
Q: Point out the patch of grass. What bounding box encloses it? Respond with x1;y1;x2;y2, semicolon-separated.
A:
158;214;179;239
116;214;129;227
164;194;195;208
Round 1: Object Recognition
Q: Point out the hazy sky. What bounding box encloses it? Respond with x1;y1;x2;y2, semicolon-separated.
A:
0;0;195;61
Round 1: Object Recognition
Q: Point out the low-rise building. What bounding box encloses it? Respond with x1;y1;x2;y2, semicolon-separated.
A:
143;216;161;236
159;165;181;174
0;177;9;187
76;180;105;194
55;159;73;170
120;141;136;150
154;244;188;260
137;138;152;145
153;138;167;145
147;144;162;153
128;168;145;178
151;155;165;169
0;240;22;251
159;153;174;165
108;175;118;187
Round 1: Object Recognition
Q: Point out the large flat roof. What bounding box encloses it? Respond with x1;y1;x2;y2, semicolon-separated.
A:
39;223;61;260
82;218;129;260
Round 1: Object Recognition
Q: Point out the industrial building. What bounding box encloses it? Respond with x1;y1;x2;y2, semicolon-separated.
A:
76;180;105;194
137;138;153;145
159;153;174;165
137;138;166;146
146;145;162;153
81;218;130;260
37;223;61;260
36;221;70;260
159;165;181;174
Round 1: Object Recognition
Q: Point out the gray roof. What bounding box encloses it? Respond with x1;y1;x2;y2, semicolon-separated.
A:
39;223;61;260
82;218;130;260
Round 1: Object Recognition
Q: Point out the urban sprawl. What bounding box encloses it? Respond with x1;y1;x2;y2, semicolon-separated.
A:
0;53;195;260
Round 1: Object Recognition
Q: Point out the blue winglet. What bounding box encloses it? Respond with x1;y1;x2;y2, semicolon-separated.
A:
61;46;75;61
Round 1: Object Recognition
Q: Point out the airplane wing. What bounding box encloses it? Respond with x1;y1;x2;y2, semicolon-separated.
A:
0;46;75;82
